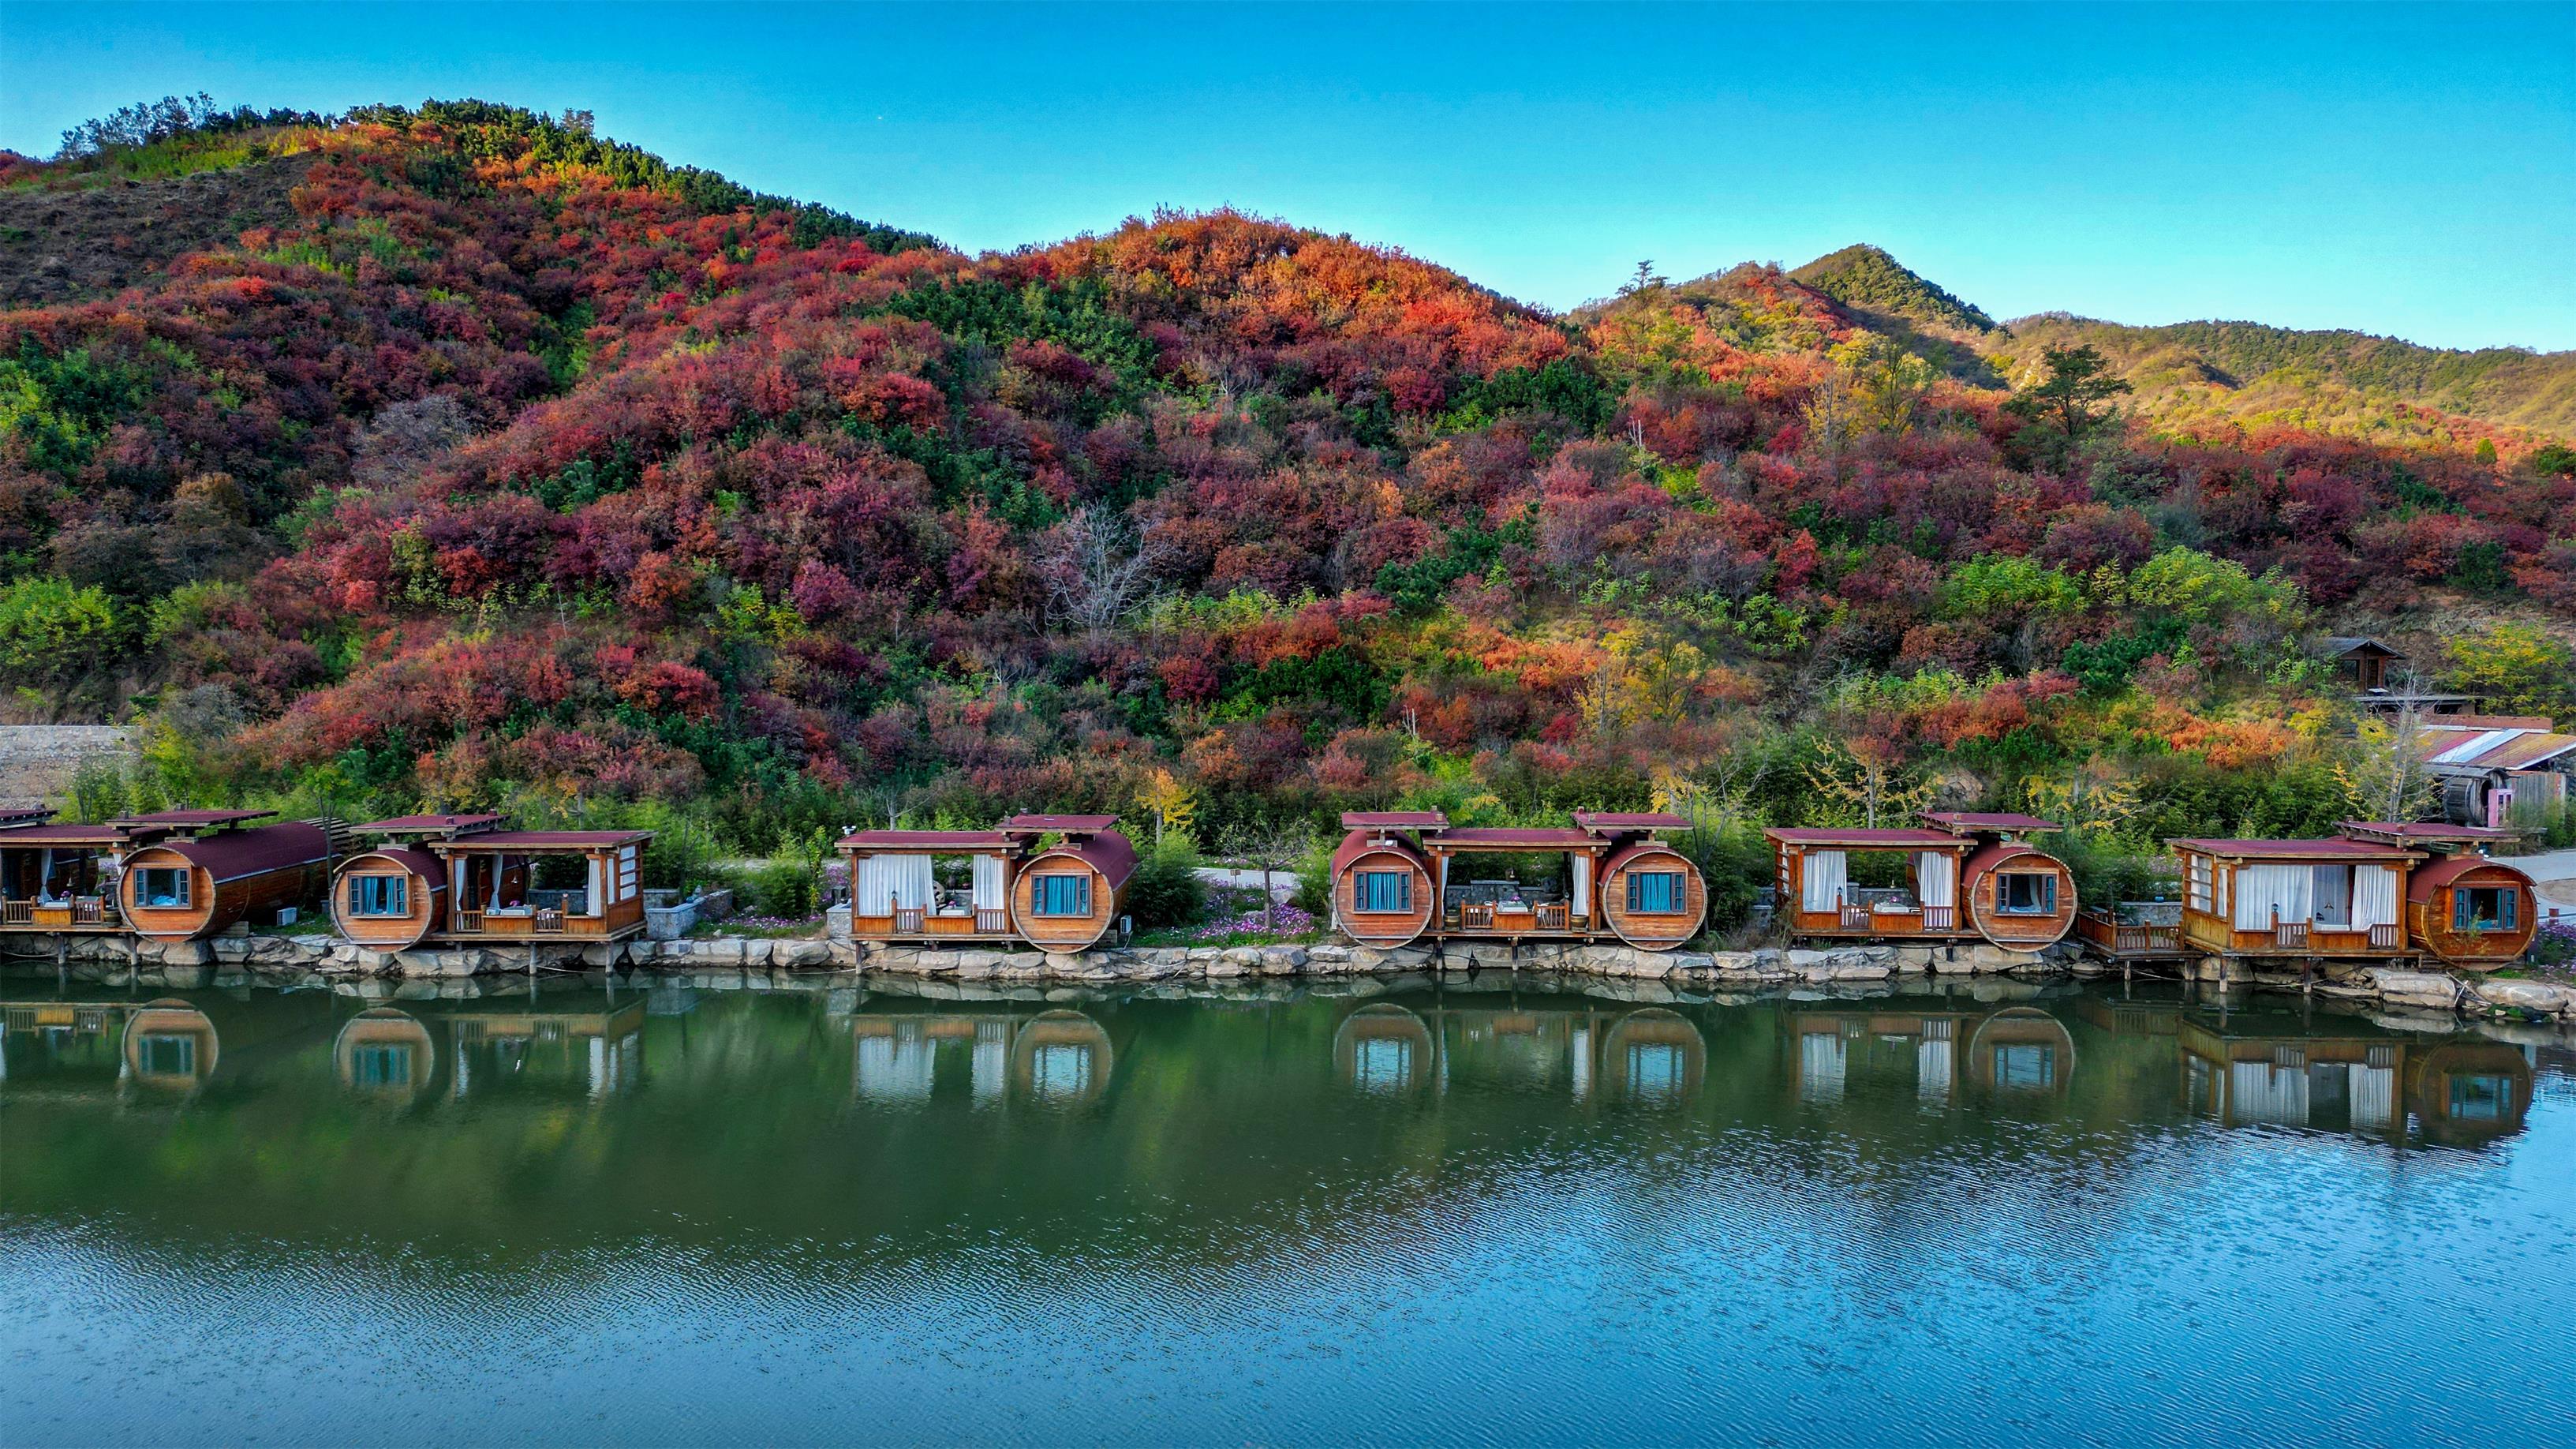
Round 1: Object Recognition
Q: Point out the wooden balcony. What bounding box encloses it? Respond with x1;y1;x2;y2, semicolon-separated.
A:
854;904;1015;940
1446;901;1573;934
1;897;122;932
2075;910;2183;958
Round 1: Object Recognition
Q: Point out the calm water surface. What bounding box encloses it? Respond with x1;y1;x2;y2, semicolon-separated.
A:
2;968;2569;1447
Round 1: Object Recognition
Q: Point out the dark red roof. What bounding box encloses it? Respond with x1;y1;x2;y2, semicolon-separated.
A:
2406;853;2533;903
1332;831;1432;878
1426;827;1598;848
1033;830;1139;889
1924;811;2060;834
146;821;332;882
113;808;275;829
1600;840;1693;876
2336;821;2511;844
1001;814;1120;833
358;813;504;835
430;830;652;849
0;822;133;845
1960;839;2067;888
1340;811;1449;829
345;845;448;889
2169;837;2417;859
839;829;1015;849
1765;827;1960;847
1574;811;1693;832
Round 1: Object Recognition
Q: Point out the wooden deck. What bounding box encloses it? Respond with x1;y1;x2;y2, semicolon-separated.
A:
0;897;124;933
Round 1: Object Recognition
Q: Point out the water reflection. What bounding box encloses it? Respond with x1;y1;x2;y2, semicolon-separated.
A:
2175;1003;2536;1143
849;1008;1116;1108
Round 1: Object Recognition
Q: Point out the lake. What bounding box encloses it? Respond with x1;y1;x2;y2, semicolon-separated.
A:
2;968;2568;1447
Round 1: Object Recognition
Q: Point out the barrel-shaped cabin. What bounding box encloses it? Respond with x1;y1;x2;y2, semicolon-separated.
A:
1328;812;1445;948
1767;812;2076;948
0;812;145;934
114;811;337;942
1004;815;1138;951
2334;822;2539;971
328;814;497;949
839;828;1028;943
1578;812;1709;949
1329;810;1709;952
423;826;651;944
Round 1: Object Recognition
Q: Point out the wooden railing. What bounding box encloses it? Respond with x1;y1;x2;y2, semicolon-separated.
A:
2369;923;2400;949
1922;904;1957;931
1;900;29;924
5;897;115;927
454;908;484;934
893;907;926;933
977;906;1009;933
1450;902;1571;932
2272;914;2309;949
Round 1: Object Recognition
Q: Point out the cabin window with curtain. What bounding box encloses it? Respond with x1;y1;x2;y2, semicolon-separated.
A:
1032;874;1091;917
1354;870;1411;913
2185;856;2213;912
1998;873;2058;915
2454;886;2517;932
2311;865;2354;927
351;1043;413;1087
137;1035;194;1075
1625;871;1684;913
350;874;409;917
136;867;190;909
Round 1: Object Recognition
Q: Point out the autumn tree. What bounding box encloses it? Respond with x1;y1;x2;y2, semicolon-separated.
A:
2004;344;2131;444
1040;506;1168;634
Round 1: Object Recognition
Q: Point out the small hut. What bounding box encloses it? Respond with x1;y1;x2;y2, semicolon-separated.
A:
113;811;337;942
2169;831;2417;964
0;812;148;934
329;814;498;949
1328;811;1445;949
422;826;652;944
1577;812;1708;950
2334;822;2539;970
839;828;1027;942
1003;815;1138;951
1767;812;2076;949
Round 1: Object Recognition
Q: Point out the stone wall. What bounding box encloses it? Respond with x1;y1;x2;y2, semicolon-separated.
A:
0;724;133;810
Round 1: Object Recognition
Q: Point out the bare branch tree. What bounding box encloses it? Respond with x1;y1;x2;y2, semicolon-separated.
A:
1039;506;1168;635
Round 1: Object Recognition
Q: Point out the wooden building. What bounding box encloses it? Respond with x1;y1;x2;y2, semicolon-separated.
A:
114;810;338;942
0;811;152;934
2172;822;2537;972
1004;815;1138;951
330;814;650;946
1326;811;1707;953
1767;811;2077;949
2417;717;2576;831
839;827;1032;944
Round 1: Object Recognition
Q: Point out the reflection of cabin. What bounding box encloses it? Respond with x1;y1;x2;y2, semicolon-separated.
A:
122;998;220;1090
849;1009;1114;1107
1767;812;2077;949
1595;1008;1706;1104
335;1007;438;1101
0;998;129;1092
1334;998;1709;1105
1787;1003;2076;1103
840;815;1137;949
2178;1012;2406;1135
444;999;645;1098
347;817;652;945
0;811;148;934
2417;717;2576;831
1327;811;1707;952
2172;822;2537;971
114;810;341;942
2406;1040;2534;1145
1333;1002;1437;1092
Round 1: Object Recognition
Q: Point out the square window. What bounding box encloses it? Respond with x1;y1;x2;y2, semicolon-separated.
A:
1033;874;1090;917
1626;871;1684;913
2455;886;2516;932
1998;873;2057;915
136;867;190;909
350;874;409;917
1355;870;1411;913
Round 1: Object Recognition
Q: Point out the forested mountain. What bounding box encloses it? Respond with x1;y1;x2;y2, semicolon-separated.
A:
2;100;2570;911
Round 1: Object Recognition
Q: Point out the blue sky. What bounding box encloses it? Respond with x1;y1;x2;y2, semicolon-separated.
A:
4;2;2569;350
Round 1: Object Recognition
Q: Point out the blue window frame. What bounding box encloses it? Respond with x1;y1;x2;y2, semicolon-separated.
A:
1626;871;1684;913
2454;886;2516;932
136;867;190;909
1999;873;2058;915
350;874;409;917
1355;870;1411;913
1033;874;1090;917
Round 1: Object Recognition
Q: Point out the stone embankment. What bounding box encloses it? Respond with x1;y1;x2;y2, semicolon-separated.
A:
6;929;2570;1020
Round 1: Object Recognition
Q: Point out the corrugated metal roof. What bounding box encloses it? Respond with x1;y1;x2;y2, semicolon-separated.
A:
2428;728;2529;766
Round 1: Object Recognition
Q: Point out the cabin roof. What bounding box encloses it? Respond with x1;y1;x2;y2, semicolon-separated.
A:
1922;811;2060;834
1764;827;1961;847
2324;636;2401;658
1426;827;1598;848
1340;811;1449;829
0;822;133;845
428;829;652;850
1033;831;1138;889
2335;821;2512;845
2421;725;2576;771
1332;830;1430;878
0;807;54;829
357;813;504;835
111;808;275;829
1000;814;1120;833
839;829;1015;849
2167;837;2418;860
145;821;333;882
1599;840;1690;875
2406;853;2529;901
1572;811;1692;833
346;845;448;887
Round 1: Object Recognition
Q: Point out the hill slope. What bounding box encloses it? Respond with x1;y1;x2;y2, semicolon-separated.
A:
1791;244;1995;334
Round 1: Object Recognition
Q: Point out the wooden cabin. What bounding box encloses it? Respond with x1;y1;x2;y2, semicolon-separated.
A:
330;814;494;949
1003;814;1138;951
424;826;650;944
0;811;153;934
122;998;220;1091
2334;822;2539;970
2324;635;2403;692
839;827;1030;943
2417;717;2576;830
335;1007;439;1102
1330;810;1708;953
1767;812;2077;949
2170;822;2537;971
114;811;338;942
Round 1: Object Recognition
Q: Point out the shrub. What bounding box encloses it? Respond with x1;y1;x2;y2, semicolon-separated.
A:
1124;837;1207;930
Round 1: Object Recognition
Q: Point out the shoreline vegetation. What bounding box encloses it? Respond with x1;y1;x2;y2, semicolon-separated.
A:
0;97;2568;968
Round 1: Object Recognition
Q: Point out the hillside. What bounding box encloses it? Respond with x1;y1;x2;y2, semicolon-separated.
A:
1791;244;1995;335
0;99;2570;915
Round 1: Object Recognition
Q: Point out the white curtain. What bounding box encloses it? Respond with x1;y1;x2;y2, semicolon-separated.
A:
2311;865;2353;927
971;855;1007;911
36;848;58;903
1913;852;1957;908
1799;1032;1846;1103
2231;1061;2308;1125
1571;855;1592;919
1801;851;1849;912
2354;865;2399;930
2349;1064;2395;1130
486;857;505;911
972;1021;1008;1102
585;857;604;916
854;854;933;912
2234;863;2312;930
1916;1037;1953;1103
